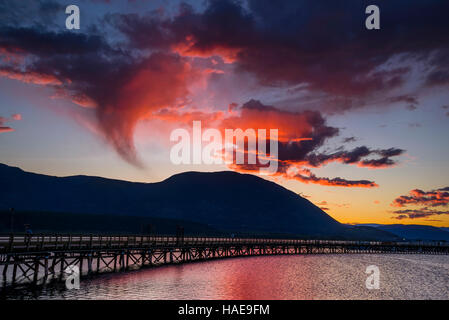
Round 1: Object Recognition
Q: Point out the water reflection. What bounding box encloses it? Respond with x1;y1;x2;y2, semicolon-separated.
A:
2;254;448;300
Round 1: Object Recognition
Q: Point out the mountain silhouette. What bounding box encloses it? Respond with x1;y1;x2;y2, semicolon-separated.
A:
357;224;449;241
0;163;398;240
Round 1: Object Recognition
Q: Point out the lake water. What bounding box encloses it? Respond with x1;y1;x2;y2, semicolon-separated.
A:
3;254;449;300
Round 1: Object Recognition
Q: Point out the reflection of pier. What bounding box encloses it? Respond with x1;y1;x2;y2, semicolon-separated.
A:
1;234;448;287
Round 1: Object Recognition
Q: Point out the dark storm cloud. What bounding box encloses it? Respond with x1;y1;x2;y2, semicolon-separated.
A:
303;146;405;168
0;0;64;26
109;0;449;106
0;26;111;55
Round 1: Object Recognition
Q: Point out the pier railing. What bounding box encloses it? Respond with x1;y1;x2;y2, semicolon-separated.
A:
1;233;448;254
1;233;448;288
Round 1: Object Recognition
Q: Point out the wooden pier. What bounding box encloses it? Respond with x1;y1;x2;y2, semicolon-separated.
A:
1;234;448;287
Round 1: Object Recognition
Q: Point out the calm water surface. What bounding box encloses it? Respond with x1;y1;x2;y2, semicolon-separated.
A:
5;254;449;300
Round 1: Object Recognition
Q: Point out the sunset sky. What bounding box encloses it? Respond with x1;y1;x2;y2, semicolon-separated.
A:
0;0;448;226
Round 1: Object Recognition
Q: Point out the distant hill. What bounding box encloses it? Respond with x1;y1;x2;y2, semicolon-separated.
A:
0;210;221;235
356;224;449;241
0;163;399;240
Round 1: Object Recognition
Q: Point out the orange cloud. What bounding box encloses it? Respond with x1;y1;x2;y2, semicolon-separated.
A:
391;187;449;220
219;101;315;143
392;187;449;207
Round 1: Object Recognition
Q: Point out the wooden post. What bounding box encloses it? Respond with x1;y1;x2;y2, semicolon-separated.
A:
40;235;44;251
59;255;65;280
26;235;31;251
12;257;18;284
126;251;129;270
141;251;145;267
50;256;56;280
44;256;49;282
97;252;101;273
33;257;39;285
88;254;93;275
2;255;9;278
79;254;84;277
8;234;14;253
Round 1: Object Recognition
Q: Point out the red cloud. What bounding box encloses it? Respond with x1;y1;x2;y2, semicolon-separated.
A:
219;100;318;143
0;68;62;85
0;127;14;133
95;53;198;167
392;187;449;207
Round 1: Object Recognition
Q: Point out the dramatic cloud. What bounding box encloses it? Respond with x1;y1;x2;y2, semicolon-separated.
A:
222;100;402;187
0;25;197;166
110;0;449;110
0;0;421;183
